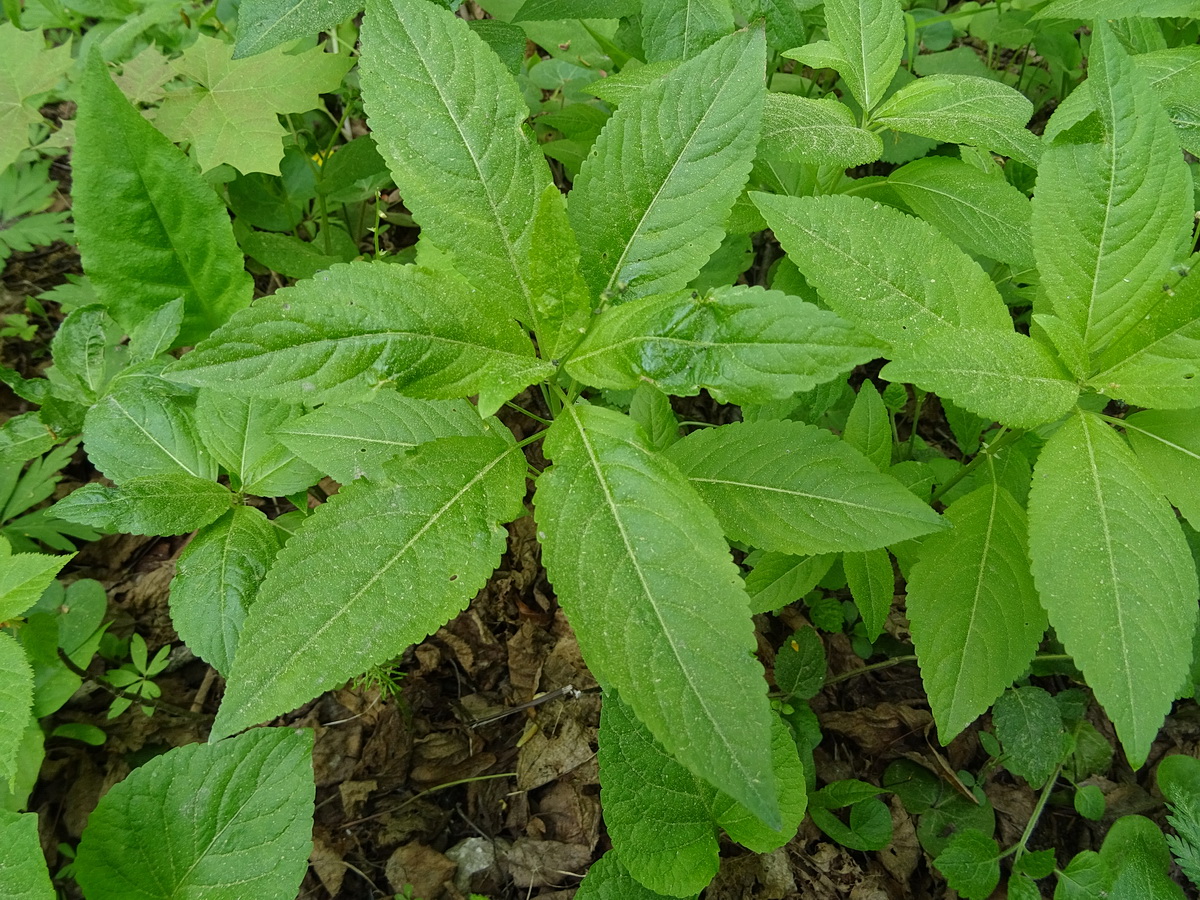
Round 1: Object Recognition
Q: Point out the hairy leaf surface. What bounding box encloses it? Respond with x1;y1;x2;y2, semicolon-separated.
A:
535;404;780;827
566;285;881;405
234;0;362;58
1028;410;1199;766
54;475;232;537
574;850;688;900
274;392;487;484
759;94;882;167
212;434;525;739
823;0;905;113
360;0;550;327
74;728;314;900
167;263;551;416
907;482;1045;743
744;552;836;614
570;29;765;302
0;538;73;622
1033;23;1193;355
1122;409;1200;530
641;0;734;62
74;54;252;345
0;633;33;792
170;507;281;676
0;810;53;900
666;420;946;555
843;548;893;641
872;74;1040;165
752;193;1012;352
527;184;592;363
842;383;891;470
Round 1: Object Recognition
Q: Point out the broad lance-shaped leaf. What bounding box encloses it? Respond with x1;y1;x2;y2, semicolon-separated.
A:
758;94;883;168
843;548;893;642
640;0;734;63
234;0;362;58
565;285;882;406
906;482;1046;743
1028;409;1199;766
0;810;54;900
74;728;314;900
881;329;1079;430
1033;22;1193;355
888;157;1034;270
752;193;1013;353
0;537;73;621
73;54;252;346
360;0;551;328
744;552;836;615
534;404;781;828
527;184;592;364
166;262;552;417
1122;409;1200;531
871;74;1041;165
822;0;904;114
212;433;525;739
0;633;33;792
274;391;487;485
569;28;765;302
599;693;805;896
169;507;281;677
53;474;233;537
665;420;946;555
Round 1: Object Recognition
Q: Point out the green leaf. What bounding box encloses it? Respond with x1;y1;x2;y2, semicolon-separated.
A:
752;193;1013;353
935;830;1001;900
843;548;893;641
274;391;487;484
872;74;1040;165
745;551;835;614
1056;850;1113;900
74;728;314;900
527;184;592;363
993;686;1064;789
194;390;321;496
809;795;893;851
83;376;218;485
628;384;681;452
1136;46;1200;158
1088;267;1200;410
888;157;1034;270
360;0;550;328
843;382;891;470
569;29;765;302
170;507;281;677
0;415;54;467
574;850;690;900
1123;409;1200;530
881;329;1080;429
166;262;552;417
54;474;233;537
513;0;641;20
212;433;524;739
0;632;33;791
822;0;905;113
758;94;883;168
0;810;54;900
74;54;253;345
0;23;71;172
907;482;1045;743
238;231;346;280
598;692;804;895
128;298;185;366
47;306;127;406
566;285;882;405
1102;815;1188;900
155;36;353;175
1075;784;1106;820
234;0;362;58
1036;0;1199;18
641;0;734;62
1032;22;1193;355
0;537;72;622
774;627;826;700
1028;410;1199;766
665;420;947;555
534;404;780;827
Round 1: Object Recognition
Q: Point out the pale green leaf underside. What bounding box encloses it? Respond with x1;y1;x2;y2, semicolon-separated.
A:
759;94;882;168
167;262;551;417
53;475;232;537
74;728;314;900
640;0;734;62
1136;46;1200;157
0;810;54;900
169;507;281;677
1028;410;1199;766
534;404;780;828
907;482;1045;743
274;391;487;484
888;156;1034;269
751;192;1012;352
599;693;804;896
824;0;905;113
0;539;73;622
881;329;1079;429
565;284;882;405
570;29;765;302
1123;409;1200;531
666;420;947;555
360;0;549;327
872;74;1040;166
234;0;362;58
1033;23;1194;355
212;434;525;739
0;633;33;791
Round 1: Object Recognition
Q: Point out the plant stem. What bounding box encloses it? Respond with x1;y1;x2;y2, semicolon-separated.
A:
929;426;1021;504
1007;760;1065;866
56;648;204;719
825;655;917;686
505;401;551;425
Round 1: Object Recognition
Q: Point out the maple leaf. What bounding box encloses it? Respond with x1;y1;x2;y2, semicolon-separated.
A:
115;46;176;107
155;35;353;175
0;23;72;171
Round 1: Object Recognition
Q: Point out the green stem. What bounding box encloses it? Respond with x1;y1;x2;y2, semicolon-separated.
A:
929;426;1021;504
505;401;551;425
56;649;203;719
1007;760;1064;865
906;388;926;457
825;655;917;686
